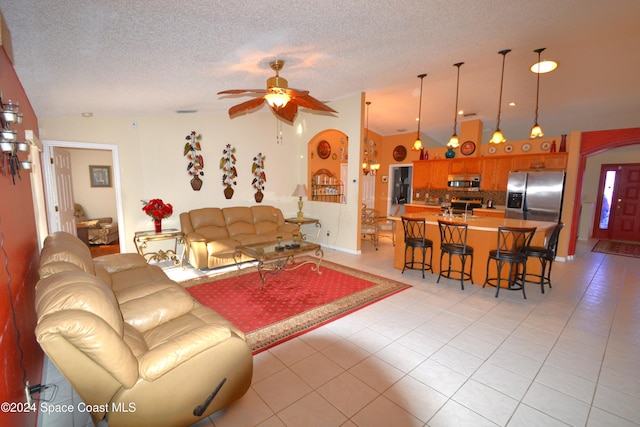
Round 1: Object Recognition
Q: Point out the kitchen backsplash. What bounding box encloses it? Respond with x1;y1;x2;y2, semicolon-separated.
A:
413;188;507;207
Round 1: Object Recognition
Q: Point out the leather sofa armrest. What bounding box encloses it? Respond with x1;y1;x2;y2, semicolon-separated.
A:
184;232;208;269
138;324;233;381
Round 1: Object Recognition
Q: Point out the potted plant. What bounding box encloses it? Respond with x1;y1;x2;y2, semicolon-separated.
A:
251;152;266;203
141;198;173;232
184;131;204;191
219;144;237;199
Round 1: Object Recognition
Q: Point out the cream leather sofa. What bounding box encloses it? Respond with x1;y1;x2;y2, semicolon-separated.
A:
180;205;299;269
35;232;253;427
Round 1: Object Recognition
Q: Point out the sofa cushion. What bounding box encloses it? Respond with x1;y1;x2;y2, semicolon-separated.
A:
207;238;241;257
39;231;95;277
223;207;256;237
188;208;227;232
118;285;198;333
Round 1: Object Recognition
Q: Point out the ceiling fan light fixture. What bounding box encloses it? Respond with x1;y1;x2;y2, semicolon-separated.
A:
491;49;511;145
530;48;546;139
265;92;290;108
412;73;427;152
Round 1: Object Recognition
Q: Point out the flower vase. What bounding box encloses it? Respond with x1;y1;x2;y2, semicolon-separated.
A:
154;219;162;233
254;190;264;203
190;175;203;191
445;147;456;158
224;186;234;199
559;134;567;152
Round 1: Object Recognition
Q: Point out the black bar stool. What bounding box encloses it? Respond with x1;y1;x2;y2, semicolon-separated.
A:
437;220;474;290
483;226;536;298
401;216;433;278
525;223;564;293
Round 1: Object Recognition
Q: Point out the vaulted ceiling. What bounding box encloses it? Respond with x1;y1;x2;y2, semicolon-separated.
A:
1;0;638;145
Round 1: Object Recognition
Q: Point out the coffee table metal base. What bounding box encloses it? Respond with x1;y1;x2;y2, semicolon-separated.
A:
234;242;323;289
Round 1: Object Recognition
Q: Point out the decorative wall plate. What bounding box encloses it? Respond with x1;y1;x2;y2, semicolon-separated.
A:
317;140;331;159
541;141;551;151
488;146;497;154
331;153;337;160
460;140;476;156
393;145;407;161
504;144;514;153
521;143;531;152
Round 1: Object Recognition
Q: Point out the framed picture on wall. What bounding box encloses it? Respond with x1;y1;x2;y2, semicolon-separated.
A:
89;165;111;187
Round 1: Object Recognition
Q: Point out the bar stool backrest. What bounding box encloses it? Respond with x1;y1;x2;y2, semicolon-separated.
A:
546;223;564;258
496;226;536;257
438;220;469;249
401;217;427;244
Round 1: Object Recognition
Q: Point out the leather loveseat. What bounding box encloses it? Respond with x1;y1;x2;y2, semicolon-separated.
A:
180;205;299;269
35;231;253;427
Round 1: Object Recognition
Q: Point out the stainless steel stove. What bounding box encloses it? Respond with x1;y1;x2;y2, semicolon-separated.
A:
449;196;484;214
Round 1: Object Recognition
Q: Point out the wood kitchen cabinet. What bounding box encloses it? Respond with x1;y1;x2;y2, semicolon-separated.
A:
449;158;481;174
481;157;512;190
511;152;567;171
413;160;449;189
405;204;442;214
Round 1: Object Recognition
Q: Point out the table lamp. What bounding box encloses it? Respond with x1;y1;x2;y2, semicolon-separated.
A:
291;184;308;220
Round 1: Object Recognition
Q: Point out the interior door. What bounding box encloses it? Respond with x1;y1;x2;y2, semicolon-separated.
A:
52;147;76;234
611;164;640;241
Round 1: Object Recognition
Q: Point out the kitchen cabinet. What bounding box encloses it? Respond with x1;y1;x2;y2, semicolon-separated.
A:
511;152;567;171
481;157;512;190
449;158;481;174
413;160;449;189
404;204;442;214
473;208;505;218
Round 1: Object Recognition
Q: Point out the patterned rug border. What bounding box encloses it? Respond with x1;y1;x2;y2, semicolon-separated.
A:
592;240;640;258
181;257;410;353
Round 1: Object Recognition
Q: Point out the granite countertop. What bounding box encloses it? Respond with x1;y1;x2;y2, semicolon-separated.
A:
389;211;555;232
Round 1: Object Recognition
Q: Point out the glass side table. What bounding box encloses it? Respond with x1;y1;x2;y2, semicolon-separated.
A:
284;217;322;241
133;228;185;266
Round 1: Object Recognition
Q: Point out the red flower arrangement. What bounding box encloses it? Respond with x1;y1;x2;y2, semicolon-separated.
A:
141;199;173;221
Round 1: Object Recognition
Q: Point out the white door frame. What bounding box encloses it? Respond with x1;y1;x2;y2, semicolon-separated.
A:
41;140;127;252
387;163;413;216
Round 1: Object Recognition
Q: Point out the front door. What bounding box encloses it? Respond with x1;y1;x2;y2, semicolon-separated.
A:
612;164;640;241
593;163;640;242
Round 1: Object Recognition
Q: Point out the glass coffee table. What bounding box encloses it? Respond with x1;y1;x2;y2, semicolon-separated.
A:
234;238;323;288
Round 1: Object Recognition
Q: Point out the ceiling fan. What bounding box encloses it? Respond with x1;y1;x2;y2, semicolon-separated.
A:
218;60;337;124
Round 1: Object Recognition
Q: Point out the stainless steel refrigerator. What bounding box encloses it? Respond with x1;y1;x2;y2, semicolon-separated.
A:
505;170;566;222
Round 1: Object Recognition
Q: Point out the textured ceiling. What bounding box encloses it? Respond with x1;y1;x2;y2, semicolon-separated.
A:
1;0;639;145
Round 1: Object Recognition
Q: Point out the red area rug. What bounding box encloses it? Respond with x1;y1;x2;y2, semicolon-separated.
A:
184;258;409;353
592;240;640;258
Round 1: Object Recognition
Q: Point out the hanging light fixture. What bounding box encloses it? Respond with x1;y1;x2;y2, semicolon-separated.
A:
530;47;546;139
362;101;371;174
412;73;427;151
448;62;464;148
490;49;511;145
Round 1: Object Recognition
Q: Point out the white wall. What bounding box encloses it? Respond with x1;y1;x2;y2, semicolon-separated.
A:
68;148;116;220
39;93;364;252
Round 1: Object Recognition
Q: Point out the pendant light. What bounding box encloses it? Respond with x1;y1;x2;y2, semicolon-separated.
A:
530;48;546;139
412;73;427;151
447;62;464;148
490;49;511;145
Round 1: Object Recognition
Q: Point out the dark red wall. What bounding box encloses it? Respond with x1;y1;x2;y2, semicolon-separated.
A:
0;41;43;427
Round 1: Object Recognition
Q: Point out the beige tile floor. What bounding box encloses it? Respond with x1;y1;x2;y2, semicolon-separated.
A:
38;236;640;426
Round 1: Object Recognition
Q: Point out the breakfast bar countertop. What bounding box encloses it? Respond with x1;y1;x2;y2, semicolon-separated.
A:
389;212;557;285
389;212;555;233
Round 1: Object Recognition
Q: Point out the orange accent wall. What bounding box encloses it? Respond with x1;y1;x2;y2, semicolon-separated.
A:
0;44;43;426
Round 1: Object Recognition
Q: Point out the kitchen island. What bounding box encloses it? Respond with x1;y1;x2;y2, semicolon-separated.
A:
391;212;557;288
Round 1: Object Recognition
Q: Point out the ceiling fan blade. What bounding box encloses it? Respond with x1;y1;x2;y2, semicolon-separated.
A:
270;102;298;124
218;89;267;95
291;94;337;113
284;88;309;97
228;97;266;118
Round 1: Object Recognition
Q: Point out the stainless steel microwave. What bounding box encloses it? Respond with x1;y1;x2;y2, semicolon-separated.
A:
447;174;481;191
